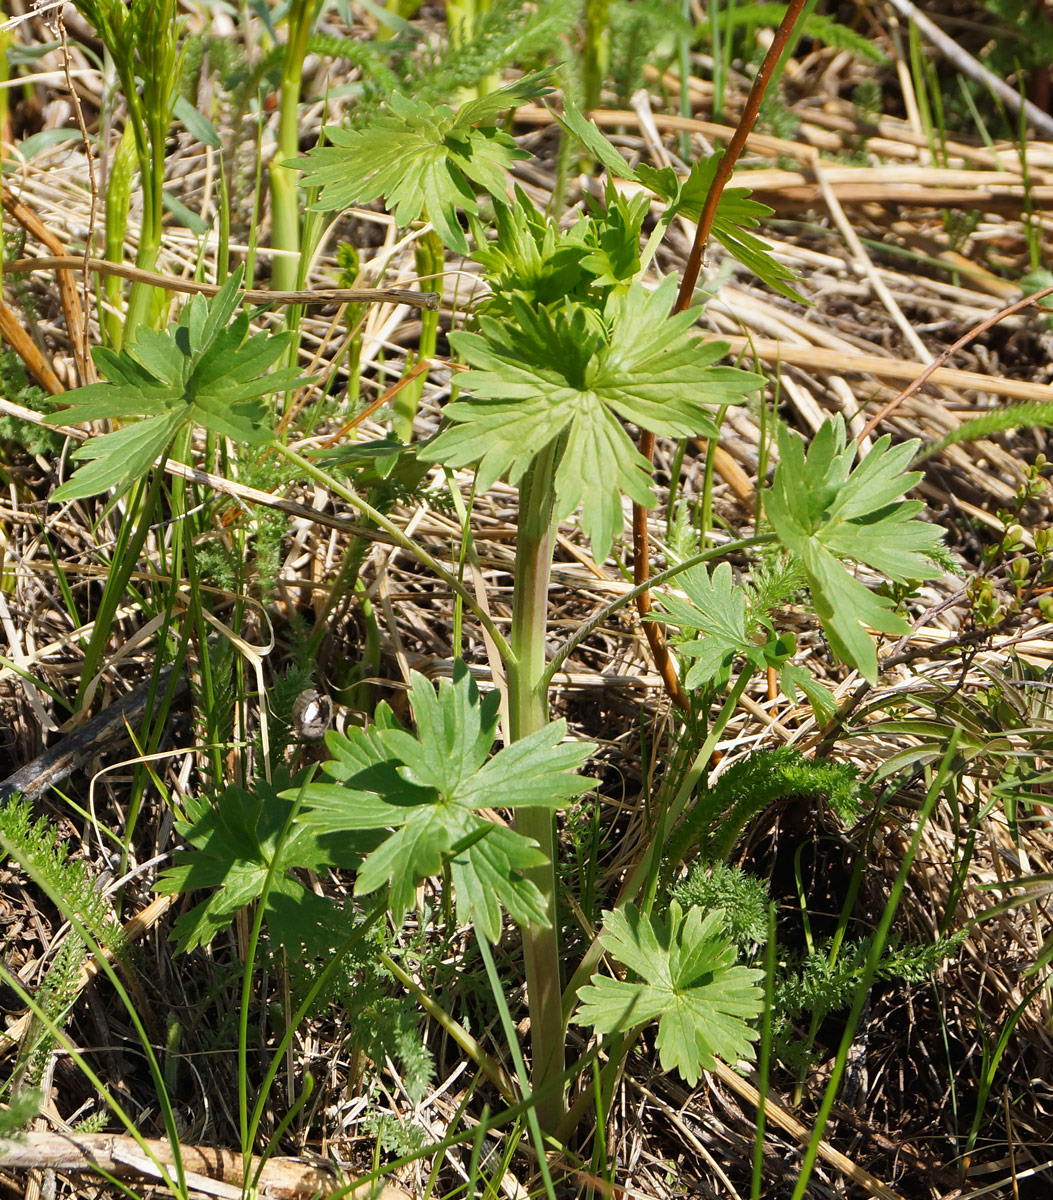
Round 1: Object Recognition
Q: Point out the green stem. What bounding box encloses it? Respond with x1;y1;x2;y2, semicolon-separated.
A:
269;0;316;293
381;952;516;1101
103;122;137;346
76;467;167;710
506;440;564;1135
476;935;558;1199
394;231;443;440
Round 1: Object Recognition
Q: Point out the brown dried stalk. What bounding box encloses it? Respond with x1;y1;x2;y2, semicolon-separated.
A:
631;0;809;712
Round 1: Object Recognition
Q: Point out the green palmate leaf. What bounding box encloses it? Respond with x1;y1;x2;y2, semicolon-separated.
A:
48;268;309;501
576;902;763;1085
297;71;553;254
155;774;374;955
424;275;763;561
294;662;594;941
653;561;796;690
763;417;946;683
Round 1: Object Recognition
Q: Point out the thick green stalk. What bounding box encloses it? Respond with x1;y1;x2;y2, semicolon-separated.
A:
269;0;316;293
123;0;179;338
507;440;564;1134
103;123;137;346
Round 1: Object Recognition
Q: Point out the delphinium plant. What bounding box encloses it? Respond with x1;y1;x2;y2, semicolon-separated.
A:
25;1;960;1187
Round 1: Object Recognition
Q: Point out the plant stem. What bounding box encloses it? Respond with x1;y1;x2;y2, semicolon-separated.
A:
394;230;444;440
632;0;809;710
102;122;136;346
560;667;754;1027
269;0;316;293
507;439;564;1134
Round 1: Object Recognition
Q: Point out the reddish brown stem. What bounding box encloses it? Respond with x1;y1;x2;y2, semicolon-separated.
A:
632;0;809;710
857;282;1053;443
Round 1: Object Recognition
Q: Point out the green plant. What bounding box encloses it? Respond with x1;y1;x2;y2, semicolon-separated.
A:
46;268;304;502
74;0;182;340
37;0;963;1162
295;71;554;255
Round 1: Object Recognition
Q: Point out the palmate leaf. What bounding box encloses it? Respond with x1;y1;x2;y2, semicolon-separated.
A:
654;561;795;691
576;902;763;1085
424;276;763;561
155;775;374;956
294;662;594;941
763;417;946;683
49;269;308;501
297;71;553;254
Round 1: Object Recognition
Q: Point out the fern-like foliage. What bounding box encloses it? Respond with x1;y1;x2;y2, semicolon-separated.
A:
775;930;967;1029
980;0;1053;77
608;0;690;105
0;797;125;1101
914;401;1053;463
695;4;888;67
671;862;770;954
0;797;124;954
665;746;868;869
409;0;578;106
0;1088;41;1136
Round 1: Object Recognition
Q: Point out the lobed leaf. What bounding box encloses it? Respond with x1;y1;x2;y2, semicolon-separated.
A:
576;902;763;1085
763;417;946;683
47;267;308;498
298;72;551;254
294;662;594;939
155;776;373;955
424;276;762;561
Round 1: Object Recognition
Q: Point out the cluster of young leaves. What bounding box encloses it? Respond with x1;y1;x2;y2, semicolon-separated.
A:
47;269;305;501
553;96;803;302
470;184;650;317
424;275;763;561
762;417;947;684
295;71;552;254
575;902;763;1085
654;557;837;720
294;663;594;942
155;773;374;956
